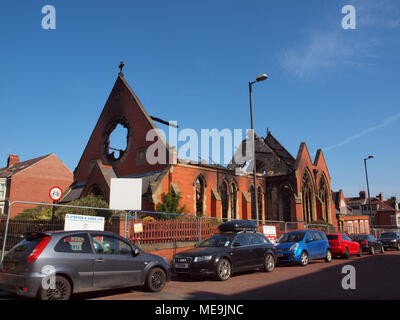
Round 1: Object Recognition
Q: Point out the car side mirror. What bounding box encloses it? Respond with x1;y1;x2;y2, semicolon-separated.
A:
306;238;313;243
133;248;140;257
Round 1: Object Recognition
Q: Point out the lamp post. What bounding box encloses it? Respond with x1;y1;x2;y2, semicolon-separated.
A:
249;74;268;225
364;155;374;227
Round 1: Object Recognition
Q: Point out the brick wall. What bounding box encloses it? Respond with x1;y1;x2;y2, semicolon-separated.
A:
8;154;73;218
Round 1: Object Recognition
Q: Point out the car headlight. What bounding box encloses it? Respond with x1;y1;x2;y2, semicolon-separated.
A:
290;243;299;251
194;256;213;263
391;240;396;242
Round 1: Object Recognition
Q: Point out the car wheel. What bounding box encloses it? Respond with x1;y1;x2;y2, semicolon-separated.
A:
397;243;400;251
263;253;275;272
39;275;72;300
325;249;332;263
358;247;363;257
343;248;350;259
300;251;309;266
370;247;375;255
216;258;232;281
380;245;385;254
145;267;167;292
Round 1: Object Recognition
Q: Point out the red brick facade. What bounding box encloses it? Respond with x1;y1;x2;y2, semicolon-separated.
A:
0;154;73;218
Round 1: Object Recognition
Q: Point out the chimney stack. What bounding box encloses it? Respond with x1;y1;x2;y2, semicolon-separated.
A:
359;190;366;199
377;193;383;202
7;155;19;168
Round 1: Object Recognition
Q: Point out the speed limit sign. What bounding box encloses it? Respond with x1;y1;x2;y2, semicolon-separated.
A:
49;186;63;202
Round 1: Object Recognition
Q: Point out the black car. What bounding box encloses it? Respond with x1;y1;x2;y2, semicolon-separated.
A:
171;220;276;281
379;231;400;250
352;234;384;255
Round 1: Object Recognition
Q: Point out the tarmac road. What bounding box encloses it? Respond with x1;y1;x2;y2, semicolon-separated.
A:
84;249;400;300
1;250;399;300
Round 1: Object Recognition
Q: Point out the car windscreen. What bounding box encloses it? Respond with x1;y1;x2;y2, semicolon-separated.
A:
197;234;236;247
277;232;306;243
380;232;396;238
327;235;338;240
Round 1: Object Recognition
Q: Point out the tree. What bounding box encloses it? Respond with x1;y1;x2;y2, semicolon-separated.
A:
155;190;188;219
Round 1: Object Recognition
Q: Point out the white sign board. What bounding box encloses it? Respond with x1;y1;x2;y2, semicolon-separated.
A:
263;225;277;243
109;178;142;211
133;223;143;234
64;214;105;231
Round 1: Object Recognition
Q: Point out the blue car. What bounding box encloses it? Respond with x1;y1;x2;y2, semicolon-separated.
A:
275;230;332;266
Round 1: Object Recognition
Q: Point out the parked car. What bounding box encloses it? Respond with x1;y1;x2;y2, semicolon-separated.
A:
352;234;384;255
327;233;362;258
0;230;171;300
172;220;276;281
378;231;400;251
275;230;332;266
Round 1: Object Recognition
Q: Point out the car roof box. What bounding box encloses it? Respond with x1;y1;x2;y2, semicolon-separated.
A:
218;220;257;232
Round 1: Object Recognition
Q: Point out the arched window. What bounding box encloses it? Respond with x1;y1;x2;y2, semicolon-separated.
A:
219;180;229;220
194;175;206;216
318;174;331;223
87;184;105;200
270;186;279;221
301;169;315;224
280;184;293;222
230;182;238;219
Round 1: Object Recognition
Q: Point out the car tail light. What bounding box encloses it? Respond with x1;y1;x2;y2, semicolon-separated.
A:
360;240;368;245
27;236;51;263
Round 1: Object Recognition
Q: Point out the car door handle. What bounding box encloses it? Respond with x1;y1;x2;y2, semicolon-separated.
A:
95;259;104;263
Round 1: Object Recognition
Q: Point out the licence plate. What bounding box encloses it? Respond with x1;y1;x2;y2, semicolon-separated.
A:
277;253;284;257
174;263;189;268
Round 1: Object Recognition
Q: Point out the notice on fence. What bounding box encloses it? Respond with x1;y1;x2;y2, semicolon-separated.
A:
133;223;143;233
263;225;277;243
64;214;105;231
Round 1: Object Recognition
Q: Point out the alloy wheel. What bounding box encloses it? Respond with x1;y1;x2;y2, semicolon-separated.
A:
217;259;231;281
264;254;275;272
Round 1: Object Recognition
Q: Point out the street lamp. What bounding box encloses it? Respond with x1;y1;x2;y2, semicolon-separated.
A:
364;155;374;227
249;74;268;225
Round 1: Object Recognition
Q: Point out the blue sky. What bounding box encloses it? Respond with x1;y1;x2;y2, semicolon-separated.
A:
1;0;399;198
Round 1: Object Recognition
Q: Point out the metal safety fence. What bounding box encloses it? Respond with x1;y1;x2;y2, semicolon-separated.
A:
1;199;392;263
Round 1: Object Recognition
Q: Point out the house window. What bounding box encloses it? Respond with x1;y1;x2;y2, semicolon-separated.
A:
0;183;5;199
364;220;369;232
354;221;359;234
360;220;364;233
347;221;353;234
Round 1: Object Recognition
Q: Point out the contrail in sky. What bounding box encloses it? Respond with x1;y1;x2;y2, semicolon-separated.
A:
323;112;400;152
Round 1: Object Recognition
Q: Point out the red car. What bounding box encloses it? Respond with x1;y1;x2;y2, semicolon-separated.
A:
327;233;362;259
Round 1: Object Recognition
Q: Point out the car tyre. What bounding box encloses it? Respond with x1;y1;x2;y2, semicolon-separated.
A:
370;246;375;255
145;267;167;292
38;275;72;300
300;251;309;266
397;243;400;251
263;253;275;272
380;245;385;254
343;248;350;259
358;247;363;257
216;258;232;281
325;249;332;263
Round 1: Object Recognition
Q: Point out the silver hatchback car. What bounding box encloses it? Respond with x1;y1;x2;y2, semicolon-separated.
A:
0;230;170;300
